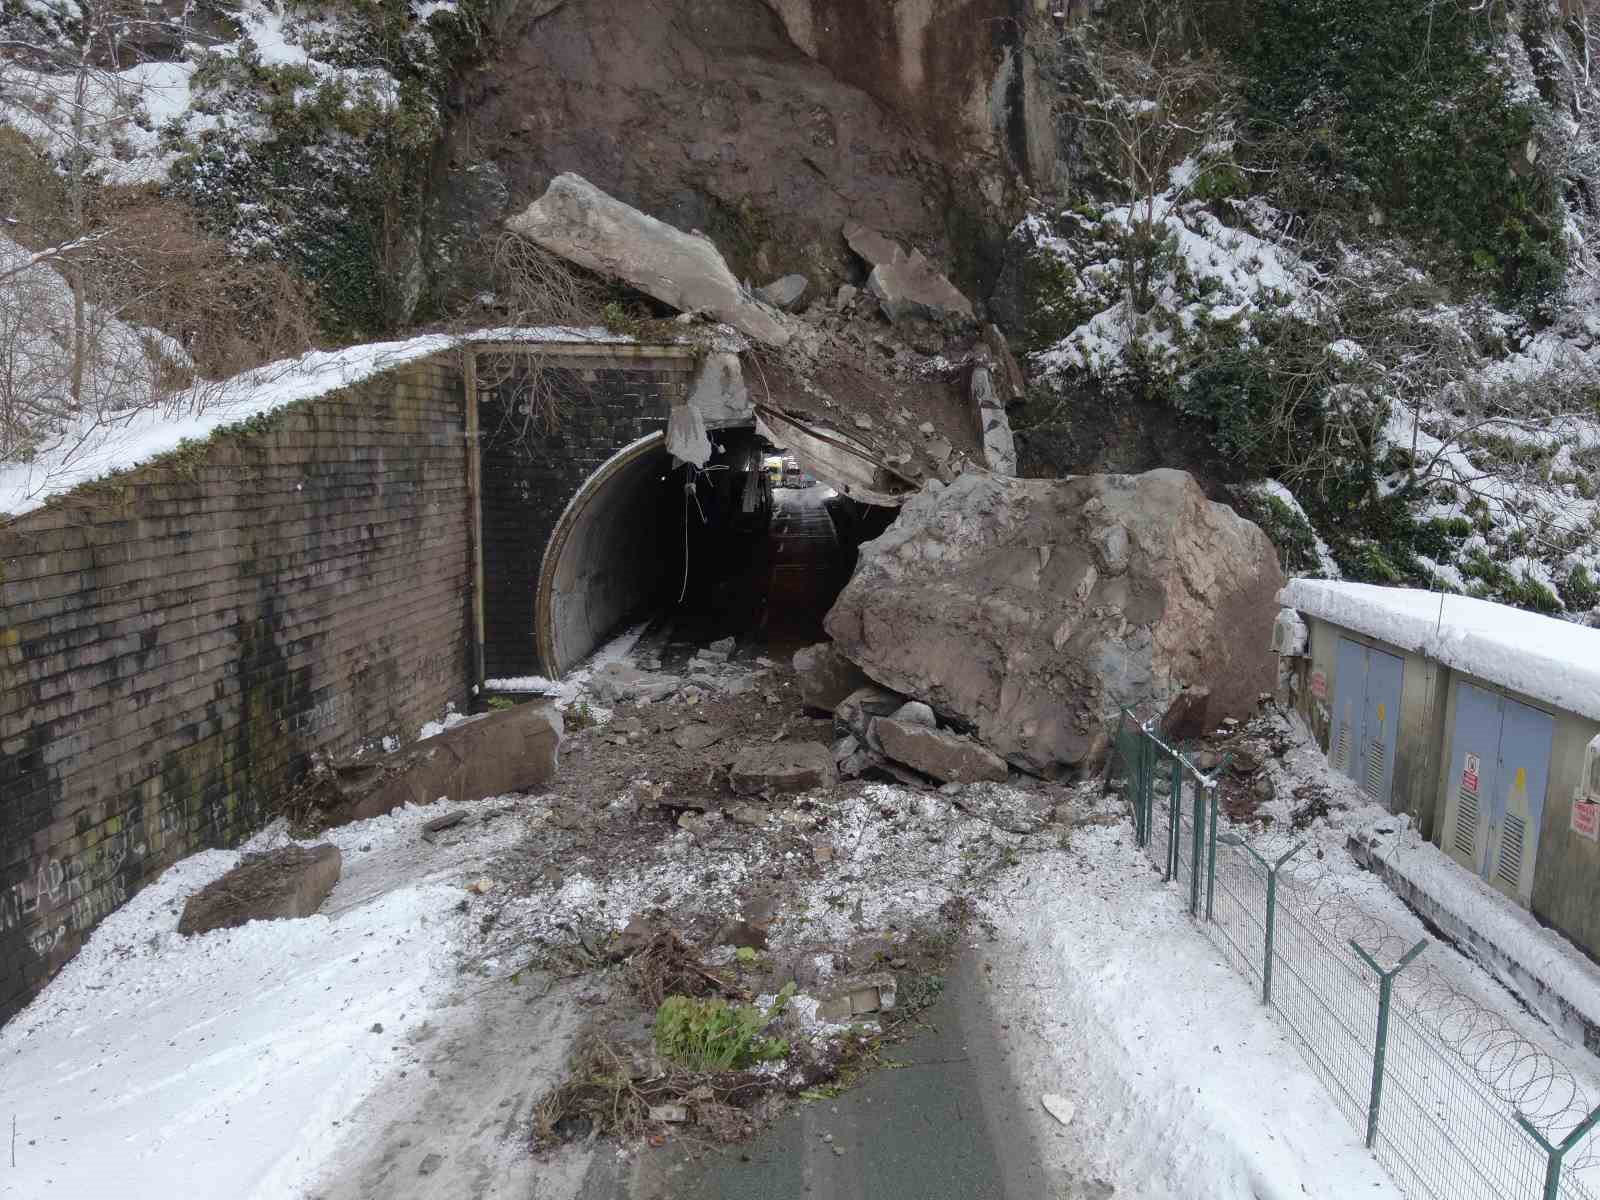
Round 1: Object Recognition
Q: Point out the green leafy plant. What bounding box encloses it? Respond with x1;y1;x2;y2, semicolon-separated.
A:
653;984;794;1073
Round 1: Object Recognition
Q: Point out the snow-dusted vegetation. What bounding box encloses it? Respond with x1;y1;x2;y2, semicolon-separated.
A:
1016;0;1600;621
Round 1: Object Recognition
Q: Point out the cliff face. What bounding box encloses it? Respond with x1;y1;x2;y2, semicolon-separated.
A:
440;0;1055;302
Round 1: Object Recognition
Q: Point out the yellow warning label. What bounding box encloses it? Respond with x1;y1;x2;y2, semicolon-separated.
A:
1378;702;1386;723
1515;767;1526;792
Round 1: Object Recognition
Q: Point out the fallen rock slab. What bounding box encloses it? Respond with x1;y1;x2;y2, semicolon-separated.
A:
843;222;974;325
825;469;1282;776
874;718;1009;784
793;642;872;713
179;844;342;936
289;702;564;827
814;972;898;1023
507;173;792;347
730;742;835;795
756;273;809;311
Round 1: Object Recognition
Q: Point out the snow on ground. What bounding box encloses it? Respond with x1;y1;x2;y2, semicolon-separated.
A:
979;814;1402;1200
0;795;527;1200
1281;578;1600;721
0;326;631;518
484;620;650;720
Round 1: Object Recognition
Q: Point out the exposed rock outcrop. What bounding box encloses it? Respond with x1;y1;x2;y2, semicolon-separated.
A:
506;173;792;347
825;469;1284;776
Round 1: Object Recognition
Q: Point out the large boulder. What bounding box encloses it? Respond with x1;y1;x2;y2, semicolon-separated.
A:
824;469;1283;776
507;173;792;348
179;844;342;936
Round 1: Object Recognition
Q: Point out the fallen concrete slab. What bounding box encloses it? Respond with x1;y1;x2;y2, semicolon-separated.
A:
179;844;342;936
507;173;792;348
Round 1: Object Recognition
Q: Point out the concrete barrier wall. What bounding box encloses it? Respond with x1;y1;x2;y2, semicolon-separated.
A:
0;359;471;1019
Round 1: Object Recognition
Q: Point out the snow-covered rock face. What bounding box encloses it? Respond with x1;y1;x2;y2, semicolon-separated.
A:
825;469;1284;775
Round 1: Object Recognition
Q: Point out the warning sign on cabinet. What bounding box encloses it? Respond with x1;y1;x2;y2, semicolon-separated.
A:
1573;802;1600;842
1462;753;1481;796
1310;671;1327;699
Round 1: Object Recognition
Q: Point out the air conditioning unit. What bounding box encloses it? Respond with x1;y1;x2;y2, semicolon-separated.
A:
1585;735;1600;803
1271;609;1309;658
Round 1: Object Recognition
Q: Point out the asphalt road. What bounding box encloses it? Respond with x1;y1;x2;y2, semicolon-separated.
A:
588;949;1055;1200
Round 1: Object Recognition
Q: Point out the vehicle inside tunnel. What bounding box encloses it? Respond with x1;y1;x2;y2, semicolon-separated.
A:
535;426;896;678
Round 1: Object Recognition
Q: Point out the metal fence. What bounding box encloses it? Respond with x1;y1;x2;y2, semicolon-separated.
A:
1112;712;1600;1200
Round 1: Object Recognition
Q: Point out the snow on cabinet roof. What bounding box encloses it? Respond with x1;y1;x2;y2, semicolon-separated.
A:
0;327;640;520
1281;579;1600;723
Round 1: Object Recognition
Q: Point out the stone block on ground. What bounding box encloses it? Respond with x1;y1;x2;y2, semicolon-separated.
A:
874;718;1009;784
179;844;342;936
793;642;872;713
291;702;564;827
730;741;835;795
824;469;1282;777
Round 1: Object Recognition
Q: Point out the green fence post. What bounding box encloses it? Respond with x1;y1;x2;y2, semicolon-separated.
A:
1221;837;1303;1005
1189;765;1204;916
1204;780;1219;921
1351;938;1428;1151
1515;1103;1600;1200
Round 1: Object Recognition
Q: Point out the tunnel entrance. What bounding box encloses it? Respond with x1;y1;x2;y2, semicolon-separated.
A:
532;426;894;677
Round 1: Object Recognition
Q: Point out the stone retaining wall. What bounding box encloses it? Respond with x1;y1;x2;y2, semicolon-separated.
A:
0;359;471;1019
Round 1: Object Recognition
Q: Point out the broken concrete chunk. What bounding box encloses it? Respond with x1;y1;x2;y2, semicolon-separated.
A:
755;273;809;311
708;636;737;655
666;403;712;468
824;470;1282;776
874;718;1009;784
793;642;872;713
506;173;791;347
688;352;753;427
835;283;859;310
1041;1094;1077;1127
649;1104;689;1124
972;366;1017;477
178;844;342;936
729;742;836;795
814;971;897;1023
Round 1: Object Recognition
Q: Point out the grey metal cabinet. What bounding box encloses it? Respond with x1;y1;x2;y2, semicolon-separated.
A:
1441;681;1554;905
1329;637;1404;805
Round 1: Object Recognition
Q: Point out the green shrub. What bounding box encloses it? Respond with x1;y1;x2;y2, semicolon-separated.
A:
1561;565;1600;613
653;986;794;1073
1233;0;1564;306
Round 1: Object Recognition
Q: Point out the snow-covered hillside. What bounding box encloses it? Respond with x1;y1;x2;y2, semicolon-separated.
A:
1015;0;1600;623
